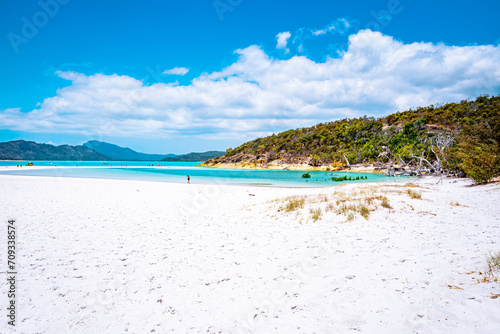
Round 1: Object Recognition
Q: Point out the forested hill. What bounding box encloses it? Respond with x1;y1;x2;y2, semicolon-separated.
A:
0;140;113;161
203;95;500;168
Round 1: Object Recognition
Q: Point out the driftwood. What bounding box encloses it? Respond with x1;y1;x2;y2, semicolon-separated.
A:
378;152;434;177
381;134;455;177
343;154;350;168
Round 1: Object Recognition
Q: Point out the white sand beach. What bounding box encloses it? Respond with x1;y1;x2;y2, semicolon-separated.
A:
1;175;499;333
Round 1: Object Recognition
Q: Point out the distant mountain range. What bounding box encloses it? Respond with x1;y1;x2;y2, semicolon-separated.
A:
84;140;224;161
0;139;224;162
0;140;111;161
83;140;173;161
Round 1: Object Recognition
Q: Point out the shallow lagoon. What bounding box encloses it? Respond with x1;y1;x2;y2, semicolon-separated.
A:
0;160;410;187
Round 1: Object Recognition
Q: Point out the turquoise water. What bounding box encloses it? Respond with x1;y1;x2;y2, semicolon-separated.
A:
0;160;199;167
0;160;410;187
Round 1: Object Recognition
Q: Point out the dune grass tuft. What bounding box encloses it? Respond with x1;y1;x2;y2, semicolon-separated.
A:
381;196;392;209
358;204;370;219
310;208;322;221
325;202;336;212
479;251;500;283
487;252;500;273
406;189;422;199
273;182;425;223
336;203;357;216
284;196;305;212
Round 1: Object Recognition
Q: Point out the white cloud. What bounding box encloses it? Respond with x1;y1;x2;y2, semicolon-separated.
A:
326;18;351;33
312;29;326;36
293;18;355;53
163;67;190;75
276;31;291;53
1;30;499;143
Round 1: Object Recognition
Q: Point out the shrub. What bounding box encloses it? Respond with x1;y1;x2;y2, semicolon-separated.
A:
458;138;500;184
331;175;356;182
302;172;311;178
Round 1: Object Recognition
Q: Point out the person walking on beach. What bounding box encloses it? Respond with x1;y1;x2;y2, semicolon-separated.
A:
187;175;190;184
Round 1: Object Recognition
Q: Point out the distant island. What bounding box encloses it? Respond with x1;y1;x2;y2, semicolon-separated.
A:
83;141;224;161
0;139;225;162
83;140;174;161
0;140;111;161
202;95;499;183
161;151;225;162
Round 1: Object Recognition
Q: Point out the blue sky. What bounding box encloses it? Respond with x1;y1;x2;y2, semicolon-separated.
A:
1;0;499;154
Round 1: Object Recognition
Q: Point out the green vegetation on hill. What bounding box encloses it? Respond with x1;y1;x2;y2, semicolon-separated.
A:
206;95;500;182
0;140;112;161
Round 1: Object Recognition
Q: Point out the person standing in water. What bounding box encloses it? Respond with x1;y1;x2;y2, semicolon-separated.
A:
187;175;190;184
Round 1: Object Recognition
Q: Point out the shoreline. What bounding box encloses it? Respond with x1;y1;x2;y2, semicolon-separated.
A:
3;160;394;174
198;161;388;173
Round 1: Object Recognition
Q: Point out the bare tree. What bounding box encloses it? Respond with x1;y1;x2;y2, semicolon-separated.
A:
398;154;407;166
467;101;479;113
430;134;454;173
343;154;350;168
415;151;435;174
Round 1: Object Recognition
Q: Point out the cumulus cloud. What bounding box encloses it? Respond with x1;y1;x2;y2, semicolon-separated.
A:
1;30;499;143
276;31;291;52
163;67;190;75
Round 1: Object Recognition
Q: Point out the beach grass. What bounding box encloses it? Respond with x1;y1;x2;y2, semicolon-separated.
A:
284;196;306;212
273;182;425;223
310;208;322;221
479;251;500;283
487;252;500;273
406;189;422;199
381;196;392;209
358;204;370;219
